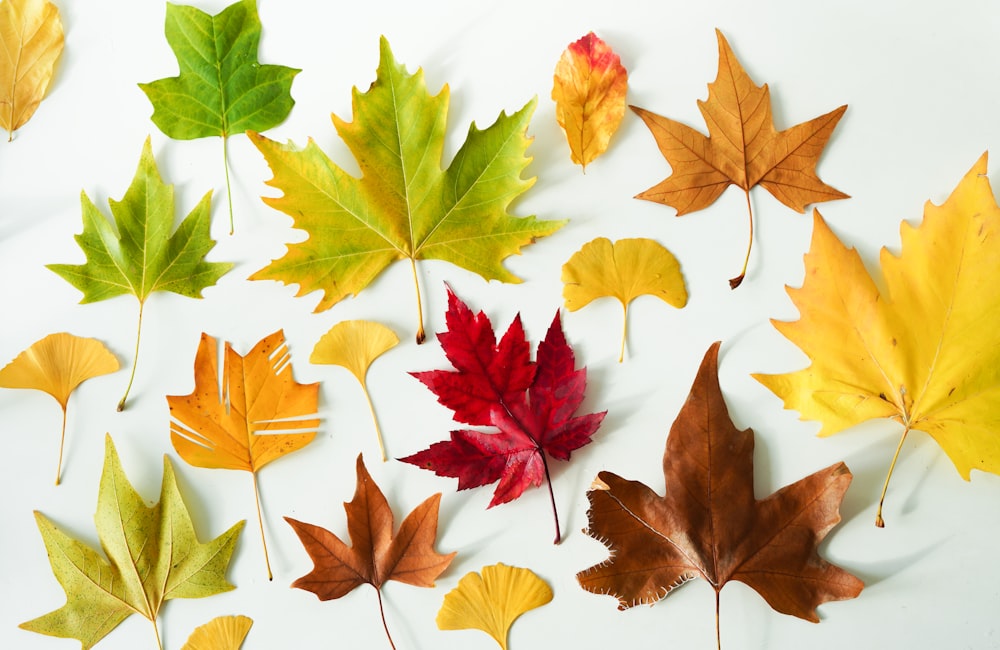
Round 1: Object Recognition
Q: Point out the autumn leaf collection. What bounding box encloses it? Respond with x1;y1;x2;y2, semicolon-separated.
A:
2;0;998;648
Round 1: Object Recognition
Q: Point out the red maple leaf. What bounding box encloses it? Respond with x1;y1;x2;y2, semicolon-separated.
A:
400;288;606;543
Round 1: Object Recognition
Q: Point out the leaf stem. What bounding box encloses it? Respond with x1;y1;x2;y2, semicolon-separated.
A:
410;257;425;344
152;617;163;650
251;471;274;580
223;135;235;235
118;300;145;412
55;406;67;485
618;301;628;363
875;426;910;527
729;190;754;289
375;587;397;650
540;452;562;544
363;380;388;461
715;589;721;650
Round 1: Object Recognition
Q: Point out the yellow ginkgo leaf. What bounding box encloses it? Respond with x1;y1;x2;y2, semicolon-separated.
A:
562;237;687;362
0;0;64;140
0;332;118;484
437;563;552;650
310;320;399;461
181;615;253;650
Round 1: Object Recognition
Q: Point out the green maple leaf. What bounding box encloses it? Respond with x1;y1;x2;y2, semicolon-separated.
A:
47;137;232;411
20;435;244;650
249;37;564;343
138;0;299;233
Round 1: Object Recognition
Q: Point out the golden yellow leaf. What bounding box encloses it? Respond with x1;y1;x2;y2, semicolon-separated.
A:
0;0;64;140
552;32;627;170
0;332;118;484
437;563;552;650
562;237;687;362
756;153;1000;527
310;320;398;461
181;615;253;650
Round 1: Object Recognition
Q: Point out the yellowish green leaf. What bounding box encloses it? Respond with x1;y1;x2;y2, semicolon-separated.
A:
0;0;63;140
181;615;253;650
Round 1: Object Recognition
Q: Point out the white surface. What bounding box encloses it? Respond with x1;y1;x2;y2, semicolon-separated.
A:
3;1;1000;648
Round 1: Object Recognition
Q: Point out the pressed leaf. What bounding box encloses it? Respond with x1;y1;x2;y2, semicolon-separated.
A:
168;330;319;579
0;0;63;140
552;32;627;170
562;237;687;362
756;153;1000;526
181;615;253;650
0;332;118;484
437;563;552;650
310;320;399;460
249;37;563;343
578;343;862;649
47;137;232;411
632;29;847;288
286;454;455;649
139;0;299;233
20;435;244;650
400;288;606;544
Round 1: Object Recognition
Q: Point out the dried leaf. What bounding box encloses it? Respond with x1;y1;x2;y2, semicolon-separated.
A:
20;435;244;650
578;343;862;648
168;330;319;579
310;320;399;460
0;332;118;484
285;454;455;649
437;563;552;650
632;29;847;288
552;32;627;170
181;615;253;650
249;37;563;343
562;237;687;362
0;0;63;140
756;153;1000;526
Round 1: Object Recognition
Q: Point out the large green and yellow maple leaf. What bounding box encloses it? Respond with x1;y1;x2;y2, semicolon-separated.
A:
756;153;1000;526
249;37;564;343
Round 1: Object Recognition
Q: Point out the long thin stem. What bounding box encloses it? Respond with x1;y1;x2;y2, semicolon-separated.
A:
715;589;721;650
875;427;910;527
152;617;163;650
55;406;67;485
375;587;397;650
540;453;562;544
729;190;755;289
410;257;425;344
223;135;235;235
251;471;274;580
618;301;628;363
118;300;145;412
362;381;388;461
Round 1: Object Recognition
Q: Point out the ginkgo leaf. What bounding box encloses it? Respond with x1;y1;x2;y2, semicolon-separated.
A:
249;37;564;343
632;29;848;288
562;237;687;362
437;563;552;650
20;435;244;650
0;0;63;141
0;332;118;484
310;320;399;461
578;343;862;650
139;0;299;233
168;330;319;579
181;615;253;650
286;454;455;649
47;137;232;411
552;32;627;170
756;153;1000;527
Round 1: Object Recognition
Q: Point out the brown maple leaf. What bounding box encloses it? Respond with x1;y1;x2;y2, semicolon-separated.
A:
285;454;455;649
577;342;862;649
632;29;848;288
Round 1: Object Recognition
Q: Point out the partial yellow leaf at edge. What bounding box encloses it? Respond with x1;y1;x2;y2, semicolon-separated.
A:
437;563;553;650
0;0;64;139
0;332;119;408
310;320;399;384
181;615;253;650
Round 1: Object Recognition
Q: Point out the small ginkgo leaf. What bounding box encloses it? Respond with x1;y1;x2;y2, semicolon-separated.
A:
0;333;118;484
181;615;253;650
0;0;64;140
552;32;628;170
310;320;399;461
437;563;552;650
562;237;687;362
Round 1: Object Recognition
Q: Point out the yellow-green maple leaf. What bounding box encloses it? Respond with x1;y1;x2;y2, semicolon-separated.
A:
756;153;1000;526
249;37;564;343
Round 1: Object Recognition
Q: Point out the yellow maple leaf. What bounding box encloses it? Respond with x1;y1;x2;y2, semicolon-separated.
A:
0;332;118;484
0;0;64;140
181;615;253;650
562;237;687;362
756;153;1000;526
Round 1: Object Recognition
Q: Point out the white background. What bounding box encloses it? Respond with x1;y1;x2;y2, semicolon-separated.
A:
3;0;1000;648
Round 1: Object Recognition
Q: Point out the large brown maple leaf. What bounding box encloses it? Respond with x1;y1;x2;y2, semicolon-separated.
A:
632;29;848;288
577;342;862;649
